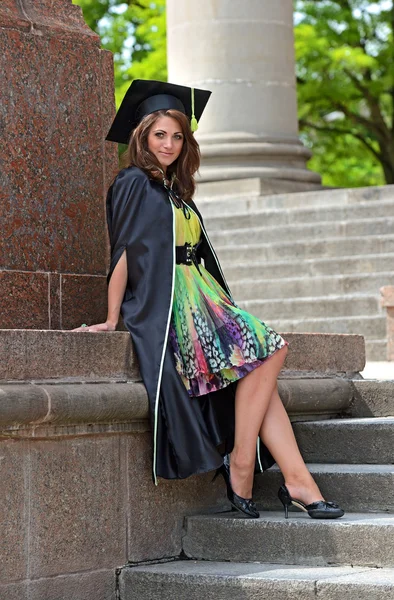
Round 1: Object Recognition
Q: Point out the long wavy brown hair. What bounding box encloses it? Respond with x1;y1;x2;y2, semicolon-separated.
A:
120;109;201;202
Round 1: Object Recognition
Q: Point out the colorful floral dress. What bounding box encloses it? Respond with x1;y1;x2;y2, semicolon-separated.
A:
168;202;288;397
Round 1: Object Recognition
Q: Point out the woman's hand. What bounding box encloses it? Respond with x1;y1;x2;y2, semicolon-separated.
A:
72;321;117;333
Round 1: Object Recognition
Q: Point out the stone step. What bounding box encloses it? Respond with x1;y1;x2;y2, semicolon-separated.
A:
365;339;389;362
256;463;394;514
183;511;394;567
290;418;394;465
229;272;393;302
119;560;394;600
222;252;394;280
268;315;385;339
209;217;394;247
205;199;394;230
350;380;394;418
238;293;380;320
196;184;394;217
215;234;394;263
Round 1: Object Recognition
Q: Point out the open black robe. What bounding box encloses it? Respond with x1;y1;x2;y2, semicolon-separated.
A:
106;166;274;483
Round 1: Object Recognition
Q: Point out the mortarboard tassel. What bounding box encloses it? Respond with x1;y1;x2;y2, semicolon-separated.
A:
190;87;198;133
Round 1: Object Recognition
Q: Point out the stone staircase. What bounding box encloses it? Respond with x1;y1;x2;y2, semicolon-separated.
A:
119;397;394;599
197;184;394;361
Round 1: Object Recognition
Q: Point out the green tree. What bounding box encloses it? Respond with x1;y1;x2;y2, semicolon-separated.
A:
72;0;167;107
295;0;394;186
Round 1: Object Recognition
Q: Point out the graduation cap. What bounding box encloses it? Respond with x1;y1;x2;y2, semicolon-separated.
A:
106;79;212;145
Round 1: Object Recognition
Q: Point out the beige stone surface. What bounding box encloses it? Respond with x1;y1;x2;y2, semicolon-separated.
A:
183;512;394;567
125;432;227;562
0;442;28;583
167;0;320;185
0;330;139;381
28;436;128;579
168;0;298;138
280;332;365;373
0;582;28;600
28;570;116;600
350;379;394;417
0;329;365;382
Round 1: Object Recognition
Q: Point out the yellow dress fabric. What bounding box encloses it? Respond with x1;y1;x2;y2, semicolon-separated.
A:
168;202;288;397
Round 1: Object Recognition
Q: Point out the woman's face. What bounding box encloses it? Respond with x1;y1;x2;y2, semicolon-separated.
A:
147;115;184;172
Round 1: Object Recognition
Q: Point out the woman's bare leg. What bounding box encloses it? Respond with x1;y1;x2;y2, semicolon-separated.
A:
259;387;324;504
230;345;288;498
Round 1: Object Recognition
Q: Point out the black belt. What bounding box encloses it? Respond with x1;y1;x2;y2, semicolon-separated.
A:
175;241;202;274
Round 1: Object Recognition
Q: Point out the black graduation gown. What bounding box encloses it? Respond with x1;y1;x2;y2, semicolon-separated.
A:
106;166;274;483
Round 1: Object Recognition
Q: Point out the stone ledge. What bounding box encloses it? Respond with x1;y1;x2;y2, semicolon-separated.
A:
0;378;353;434
0;330;139;381
0;330;365;381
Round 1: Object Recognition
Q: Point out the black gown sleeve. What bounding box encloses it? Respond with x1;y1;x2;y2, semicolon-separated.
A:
106;167;149;284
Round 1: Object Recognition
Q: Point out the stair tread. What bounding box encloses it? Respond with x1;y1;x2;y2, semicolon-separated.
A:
211;215;394;236
272;463;394;473
240;292;380;304
228;270;394;285
189;510;394;523
221;251;394;268
294;417;394;427
215;232;394;251
204;198;394;218
125;559;394;584
271;314;384;324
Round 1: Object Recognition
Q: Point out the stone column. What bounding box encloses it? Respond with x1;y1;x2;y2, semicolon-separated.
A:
166;0;321;194
0;0;117;330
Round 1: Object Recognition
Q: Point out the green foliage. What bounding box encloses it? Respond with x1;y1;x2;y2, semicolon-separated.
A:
72;0;167;107
295;0;394;186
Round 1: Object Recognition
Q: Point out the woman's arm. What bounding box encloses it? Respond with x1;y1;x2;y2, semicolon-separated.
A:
72;249;127;332
106;249;127;328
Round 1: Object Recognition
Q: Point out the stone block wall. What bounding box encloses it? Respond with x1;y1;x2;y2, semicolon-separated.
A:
0;330;366;598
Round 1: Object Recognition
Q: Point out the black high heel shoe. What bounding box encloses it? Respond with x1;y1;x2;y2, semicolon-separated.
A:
213;455;260;519
278;484;344;520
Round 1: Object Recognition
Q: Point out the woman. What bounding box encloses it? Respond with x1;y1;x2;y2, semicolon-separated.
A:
74;80;344;520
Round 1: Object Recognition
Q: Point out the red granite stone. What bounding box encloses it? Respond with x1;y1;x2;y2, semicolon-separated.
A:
61;274;107;329
0;2;30;30
0;271;49;329
1;29;108;275
0;0;97;40
23;0;98;40
49;272;61;330
0;1;118;329
101;49;119;266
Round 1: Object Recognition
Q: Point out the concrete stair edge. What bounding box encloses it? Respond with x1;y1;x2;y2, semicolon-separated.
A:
183;511;394;568
204;198;394;228
119;561;394;600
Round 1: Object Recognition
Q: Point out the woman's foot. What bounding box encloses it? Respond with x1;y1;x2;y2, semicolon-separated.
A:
218;455;259;518
278;483;344;519
284;479;325;506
